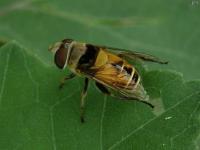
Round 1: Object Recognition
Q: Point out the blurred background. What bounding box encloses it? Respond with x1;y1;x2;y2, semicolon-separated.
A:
0;0;200;80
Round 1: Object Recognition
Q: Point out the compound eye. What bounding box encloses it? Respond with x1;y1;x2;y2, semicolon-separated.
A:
54;47;68;69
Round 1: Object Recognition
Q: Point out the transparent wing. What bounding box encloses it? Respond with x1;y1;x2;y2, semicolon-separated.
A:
93;44;168;64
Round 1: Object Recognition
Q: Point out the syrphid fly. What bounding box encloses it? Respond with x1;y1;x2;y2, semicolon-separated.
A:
49;39;168;122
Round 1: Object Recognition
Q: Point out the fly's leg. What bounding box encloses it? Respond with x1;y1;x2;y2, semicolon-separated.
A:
59;73;76;89
95;82;111;95
80;78;89;123
96;82;125;99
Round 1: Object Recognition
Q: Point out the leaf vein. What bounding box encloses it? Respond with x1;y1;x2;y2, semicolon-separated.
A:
100;96;107;150
50;110;57;150
21;49;40;103
170;98;200;149
0;47;11;106
108;91;200;150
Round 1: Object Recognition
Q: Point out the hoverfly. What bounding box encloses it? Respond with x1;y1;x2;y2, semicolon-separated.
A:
49;39;167;122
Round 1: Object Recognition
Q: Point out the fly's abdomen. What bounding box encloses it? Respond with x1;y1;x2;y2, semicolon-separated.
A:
112;61;140;89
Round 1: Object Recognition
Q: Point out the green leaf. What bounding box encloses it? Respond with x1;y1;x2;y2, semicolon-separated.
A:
0;1;200;150
0;41;199;150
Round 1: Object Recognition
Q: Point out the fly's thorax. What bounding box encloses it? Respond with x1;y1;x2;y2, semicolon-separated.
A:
74;44;100;72
94;49;108;67
67;43;87;72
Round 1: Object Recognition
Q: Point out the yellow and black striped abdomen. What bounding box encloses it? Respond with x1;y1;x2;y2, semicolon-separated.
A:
111;61;140;89
93;51;140;90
